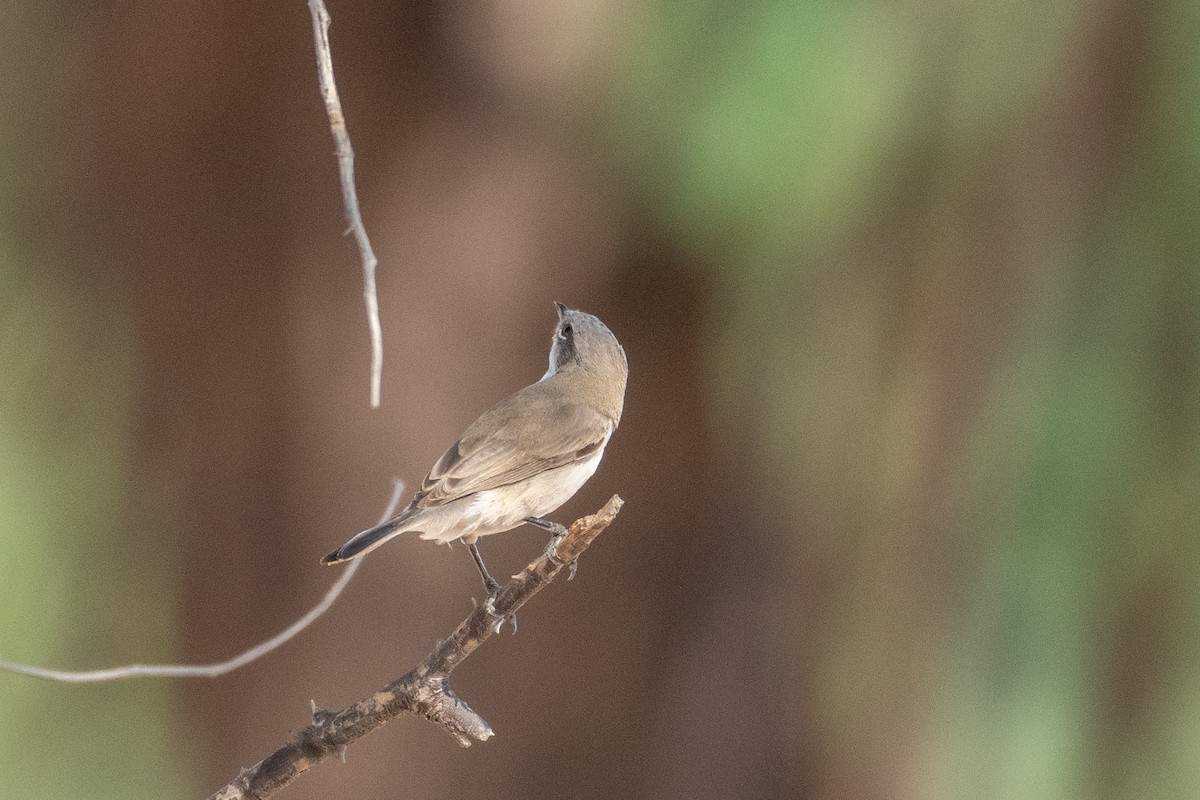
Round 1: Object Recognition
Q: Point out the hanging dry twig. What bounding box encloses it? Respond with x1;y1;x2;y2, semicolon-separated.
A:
207;495;624;800
308;0;384;408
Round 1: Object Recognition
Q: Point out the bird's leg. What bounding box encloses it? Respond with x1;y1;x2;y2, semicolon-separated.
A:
468;541;518;634
525;516;579;579
468;542;502;598
524;515;569;536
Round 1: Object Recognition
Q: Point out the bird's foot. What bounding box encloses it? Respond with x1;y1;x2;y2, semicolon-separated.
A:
543;530;568;564
528;516;577;577
478;582;518;635
541;531;580;580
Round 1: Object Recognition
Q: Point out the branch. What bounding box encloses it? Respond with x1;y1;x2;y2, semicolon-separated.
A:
207;495;624;800
0;482;406;682
307;0;384;408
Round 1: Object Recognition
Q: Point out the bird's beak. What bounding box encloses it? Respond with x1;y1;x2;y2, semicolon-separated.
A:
554;301;568;319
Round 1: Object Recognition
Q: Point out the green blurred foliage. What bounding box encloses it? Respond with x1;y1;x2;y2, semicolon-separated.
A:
611;0;1200;798
0;7;192;799
0;260;189;798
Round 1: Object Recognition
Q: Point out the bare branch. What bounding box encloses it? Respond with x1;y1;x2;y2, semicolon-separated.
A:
0;482;407;682
207;496;624;800
307;0;384;408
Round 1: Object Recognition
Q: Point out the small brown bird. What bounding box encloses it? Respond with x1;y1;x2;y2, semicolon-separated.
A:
322;303;627;597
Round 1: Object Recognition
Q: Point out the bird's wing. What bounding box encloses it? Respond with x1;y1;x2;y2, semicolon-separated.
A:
413;386;612;509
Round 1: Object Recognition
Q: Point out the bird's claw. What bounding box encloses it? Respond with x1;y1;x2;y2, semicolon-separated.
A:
544;531;567;564
480;584;518;634
544;533;580;581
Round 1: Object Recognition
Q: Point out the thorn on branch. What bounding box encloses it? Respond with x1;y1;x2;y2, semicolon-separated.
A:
310;700;336;727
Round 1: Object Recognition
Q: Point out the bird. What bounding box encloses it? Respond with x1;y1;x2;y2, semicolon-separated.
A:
322;303;627;599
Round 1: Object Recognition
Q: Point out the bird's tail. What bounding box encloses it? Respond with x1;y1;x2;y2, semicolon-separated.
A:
322;511;414;565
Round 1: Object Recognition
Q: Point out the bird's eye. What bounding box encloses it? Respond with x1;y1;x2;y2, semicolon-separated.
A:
561;323;573;337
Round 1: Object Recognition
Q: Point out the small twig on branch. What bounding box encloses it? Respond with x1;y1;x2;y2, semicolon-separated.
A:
207;495;624;800
0;482;406;682
307;0;384;408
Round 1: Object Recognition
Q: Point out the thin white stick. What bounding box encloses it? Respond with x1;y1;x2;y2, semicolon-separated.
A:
308;0;384;408
0;481;405;682
0;3;393;683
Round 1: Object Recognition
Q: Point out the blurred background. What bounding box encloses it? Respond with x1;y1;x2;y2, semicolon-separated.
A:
2;1;1198;798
